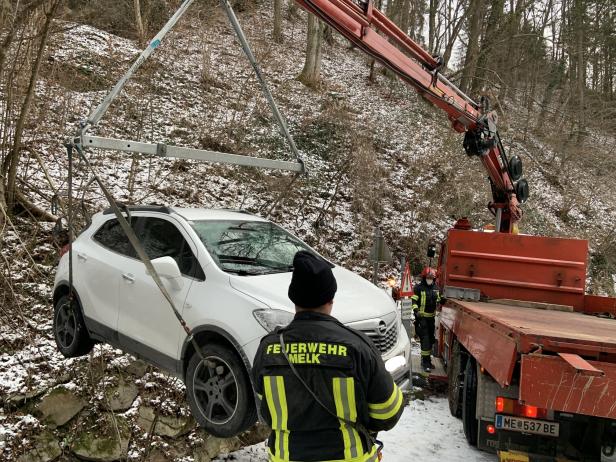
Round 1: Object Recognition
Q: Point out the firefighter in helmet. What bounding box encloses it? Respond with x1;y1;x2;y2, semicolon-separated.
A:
411;267;441;372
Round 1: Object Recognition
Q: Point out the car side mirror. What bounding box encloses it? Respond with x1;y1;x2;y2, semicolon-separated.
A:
149;256;184;291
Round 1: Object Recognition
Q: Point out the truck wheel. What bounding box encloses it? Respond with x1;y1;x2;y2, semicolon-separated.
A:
462;357;478;446
447;339;463;418
53;294;93;358
186;343;257;438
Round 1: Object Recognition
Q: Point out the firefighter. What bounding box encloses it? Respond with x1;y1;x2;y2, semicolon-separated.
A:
411;267;441;372
252;251;404;462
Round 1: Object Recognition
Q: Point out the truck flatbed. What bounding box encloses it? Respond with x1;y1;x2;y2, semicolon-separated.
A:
446;300;616;355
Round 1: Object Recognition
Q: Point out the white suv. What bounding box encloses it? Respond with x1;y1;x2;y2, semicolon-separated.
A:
52;206;411;436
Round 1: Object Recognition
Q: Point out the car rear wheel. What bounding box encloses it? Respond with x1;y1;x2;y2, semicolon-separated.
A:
186;343;257;437
462;357;479;446
53;294;93;357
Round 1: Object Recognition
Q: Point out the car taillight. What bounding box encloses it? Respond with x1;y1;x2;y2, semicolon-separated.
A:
496;396;547;419
486;424;496;435
59;244;71;258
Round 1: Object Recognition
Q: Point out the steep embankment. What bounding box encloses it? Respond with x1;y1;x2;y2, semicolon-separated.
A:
1;2;615;460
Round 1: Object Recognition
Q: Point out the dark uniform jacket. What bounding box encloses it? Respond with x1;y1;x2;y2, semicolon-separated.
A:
252;311;404;462
411;281;441;317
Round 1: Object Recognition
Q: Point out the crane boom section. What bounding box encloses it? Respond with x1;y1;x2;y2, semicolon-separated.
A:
295;0;526;231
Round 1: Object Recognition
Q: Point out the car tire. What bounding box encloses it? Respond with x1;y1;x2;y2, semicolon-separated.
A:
462;357;479;446
186;343;257;437
53;294;94;358
447;339;463;418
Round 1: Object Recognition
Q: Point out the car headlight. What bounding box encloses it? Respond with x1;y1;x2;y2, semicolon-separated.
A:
253;309;294;332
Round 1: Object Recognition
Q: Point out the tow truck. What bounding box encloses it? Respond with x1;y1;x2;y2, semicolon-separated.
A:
288;0;616;460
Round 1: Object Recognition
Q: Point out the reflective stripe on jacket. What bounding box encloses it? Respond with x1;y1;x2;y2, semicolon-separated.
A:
411;282;441;317
252;311;404;462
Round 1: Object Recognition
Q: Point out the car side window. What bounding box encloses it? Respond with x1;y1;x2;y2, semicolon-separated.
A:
136;217;205;281
93;219;135;257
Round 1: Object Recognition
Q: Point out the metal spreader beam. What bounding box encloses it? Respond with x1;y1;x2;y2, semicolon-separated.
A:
80;0;304;174
83;135;304;173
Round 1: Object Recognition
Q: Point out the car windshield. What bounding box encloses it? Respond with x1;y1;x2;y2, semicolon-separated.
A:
191;220;317;275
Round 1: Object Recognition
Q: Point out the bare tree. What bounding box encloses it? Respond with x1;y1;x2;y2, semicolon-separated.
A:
298;14;324;87
2;0;61;213
273;0;283;43
134;0;146;45
459;0;486;93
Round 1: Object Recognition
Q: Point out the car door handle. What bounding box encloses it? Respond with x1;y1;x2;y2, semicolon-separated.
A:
77;252;88;261
122;273;135;283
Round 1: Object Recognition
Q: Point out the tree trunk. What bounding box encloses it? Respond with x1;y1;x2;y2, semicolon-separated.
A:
273;0;283;43
134;0;146;45
428;0;437;53
460;0;486;94
298;15;324;87
3;0;60;212
472;0;503;94
574;0;585;140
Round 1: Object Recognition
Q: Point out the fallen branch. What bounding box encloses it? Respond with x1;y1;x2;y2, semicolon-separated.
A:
15;189;57;222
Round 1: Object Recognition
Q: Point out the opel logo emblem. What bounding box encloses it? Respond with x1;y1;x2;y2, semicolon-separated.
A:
377;320;387;335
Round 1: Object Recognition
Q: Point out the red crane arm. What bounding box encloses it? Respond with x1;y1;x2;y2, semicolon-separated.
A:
294;0;527;232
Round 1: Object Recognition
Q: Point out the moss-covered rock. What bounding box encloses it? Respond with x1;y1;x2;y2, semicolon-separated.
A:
17;429;62;462
71;413;131;462
35;387;85;428
136;406;195;438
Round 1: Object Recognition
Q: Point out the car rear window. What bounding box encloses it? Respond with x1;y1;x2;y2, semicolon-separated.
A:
93;219;135;257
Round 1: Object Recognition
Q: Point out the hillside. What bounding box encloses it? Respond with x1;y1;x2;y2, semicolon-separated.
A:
1;1;616;460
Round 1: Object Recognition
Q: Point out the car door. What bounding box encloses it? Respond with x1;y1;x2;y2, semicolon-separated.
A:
79;217;136;335
117;215;204;369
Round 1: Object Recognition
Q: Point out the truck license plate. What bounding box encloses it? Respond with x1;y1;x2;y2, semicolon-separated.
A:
495;414;559;437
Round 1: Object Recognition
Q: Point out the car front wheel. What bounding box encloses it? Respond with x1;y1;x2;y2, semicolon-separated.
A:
186;343;257;437
53;294;93;357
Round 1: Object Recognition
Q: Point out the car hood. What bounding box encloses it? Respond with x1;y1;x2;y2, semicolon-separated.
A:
229;266;396;323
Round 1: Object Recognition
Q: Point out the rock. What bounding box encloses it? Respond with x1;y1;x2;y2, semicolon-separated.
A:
193;435;242;462
238;423;270;446
71;414;131;462
105;380;138;412
5;387;47;410
136;406;196;438
35;387;85;427
146;449;170;462
17;430;62;462
124;360;148;378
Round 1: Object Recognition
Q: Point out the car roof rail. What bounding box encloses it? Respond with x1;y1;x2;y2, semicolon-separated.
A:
219;208;256;216
102;205;173;215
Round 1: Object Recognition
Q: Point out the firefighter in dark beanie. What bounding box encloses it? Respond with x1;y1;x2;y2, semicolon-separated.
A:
252;250;404;462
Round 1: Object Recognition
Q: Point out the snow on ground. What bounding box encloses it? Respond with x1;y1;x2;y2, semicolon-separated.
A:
213;397;496;462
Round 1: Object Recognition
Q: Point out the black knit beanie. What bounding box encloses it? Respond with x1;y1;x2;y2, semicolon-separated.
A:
288;251;337;308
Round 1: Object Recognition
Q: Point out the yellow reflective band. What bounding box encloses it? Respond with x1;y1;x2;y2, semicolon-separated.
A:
268;445;379;462
368;385;403;420
263;376;289;461
420;291;426;314
421;350;432;356
410;294;419;301
333;377;361;459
